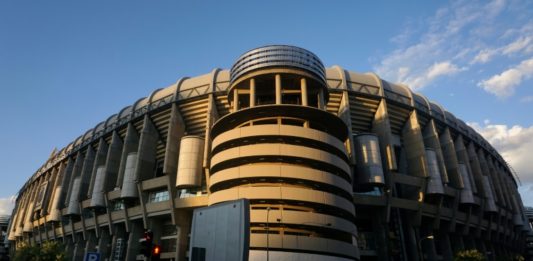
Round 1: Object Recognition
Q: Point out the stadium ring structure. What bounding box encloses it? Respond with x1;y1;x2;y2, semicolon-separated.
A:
7;45;532;261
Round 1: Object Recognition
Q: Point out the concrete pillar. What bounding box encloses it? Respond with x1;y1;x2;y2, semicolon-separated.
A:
163;104;186;181
65;236;75;260
437;232;454;261
466;143;484;195
486;158;504;205
371;99;397;175
110;224;127;261
65;153;84;207
402;111;429;178
84;230;97;257
233;89;239;111
79;146;96;200
87;138;108;199
175;209;192;261
372;213;389;261
124;221;143;261
318;88;325;110
97;227;112;260
104;131;123;192
440;128;463;189
275;74;282;104
300;78;308;106
135;115;159;181
405;225;421;261
455;135;478;193
116;123;139;188
72;233;86;261
250;78;256;107
423;120;449;184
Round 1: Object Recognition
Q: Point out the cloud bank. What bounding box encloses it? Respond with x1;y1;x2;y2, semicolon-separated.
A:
0;196;15;216
374;0;533;98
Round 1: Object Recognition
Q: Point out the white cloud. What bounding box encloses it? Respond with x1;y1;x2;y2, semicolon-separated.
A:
477;57;533;97
374;0;506;90
427;61;463;79
400;61;465;90
472;49;497;64
374;0;533;94
502;36;533;55
469;122;533;184
469;122;533;206
471;36;533;64
0;195;15;216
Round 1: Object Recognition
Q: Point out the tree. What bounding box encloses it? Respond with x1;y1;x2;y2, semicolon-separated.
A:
454;249;485;261
13;241;65;261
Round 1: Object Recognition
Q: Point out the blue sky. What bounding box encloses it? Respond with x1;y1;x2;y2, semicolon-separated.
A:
1;0;533;214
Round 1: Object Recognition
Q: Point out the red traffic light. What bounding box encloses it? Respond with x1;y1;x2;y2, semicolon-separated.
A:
152;244;161;256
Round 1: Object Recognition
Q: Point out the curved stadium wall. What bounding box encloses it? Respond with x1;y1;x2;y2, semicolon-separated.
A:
7;45;531;261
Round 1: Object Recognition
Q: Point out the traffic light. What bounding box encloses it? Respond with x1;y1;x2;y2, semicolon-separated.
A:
151;244;161;261
139;230;154;257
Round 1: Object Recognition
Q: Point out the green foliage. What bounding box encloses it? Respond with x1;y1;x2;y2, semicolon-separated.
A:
14;241;65;261
511;255;525;261
454;249;485;261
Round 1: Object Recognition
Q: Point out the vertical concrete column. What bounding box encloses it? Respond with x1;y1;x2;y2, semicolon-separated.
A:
423;120;449;184
163;104;186;180
467;143;485;195
116;123;139;188
202;94;219;193
87;138;108;199
275;74;282;104
135;115;159;181
97;227;111;259
318;88;325;110
250;78;256;107
372;213;390;261
371;99;397;173
402;110;429;178
440;128;463;188
22;185;38;232
104;131;123;192
48;163;66;222
338;92;354;157
40;171;56;217
175;210;192;261
84;230;97;257
300;78;308;106
455;136;478;193
124;221;143;261
233;89;239;111
79;146;96;200
405;225;421;261
72;233;86;261
486;158;504;205
65;236;75;260
496;166;512;209
65;153;85;207
437;232;454;261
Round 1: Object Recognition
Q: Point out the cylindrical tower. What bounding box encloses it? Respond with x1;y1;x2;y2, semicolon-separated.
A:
209;46;359;260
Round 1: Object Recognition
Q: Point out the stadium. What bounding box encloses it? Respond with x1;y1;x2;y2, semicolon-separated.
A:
7;45;531;260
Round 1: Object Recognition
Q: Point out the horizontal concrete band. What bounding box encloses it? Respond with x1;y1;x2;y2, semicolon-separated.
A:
212;124;346;155
209;164;352;195
208;186;355;215
249;250;355;261
250;209;357;235
250;233;358;259
210;143;351;176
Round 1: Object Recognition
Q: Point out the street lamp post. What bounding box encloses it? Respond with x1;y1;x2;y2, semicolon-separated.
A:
418;235;434;261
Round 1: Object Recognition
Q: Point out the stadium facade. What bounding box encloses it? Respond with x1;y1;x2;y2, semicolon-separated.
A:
7;45;532;260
